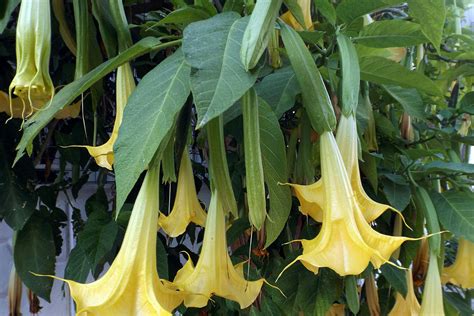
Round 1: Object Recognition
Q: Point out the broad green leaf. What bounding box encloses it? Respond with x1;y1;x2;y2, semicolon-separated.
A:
459;91;474;114
421;161;474;174
260;99;292;248
155;6;211;27
383;85;426;119
255;66;301;118
382;178;411;211
408;0;446;51
298;30;325;44
0;0;19;33
336;0;403;23
294;269;318;313
413;186;441;254
183;13;258;128
359;56;442;96
195;0;218;16
14;215;56;301
91;1;117;58
315;0;336;25
14;37;175;165
356;20;427;48
114;49;191;213
337;33;360;116
156;236;169;280
431;191;474;242
314;269;343;316
380;263;407;297
345;276;360;314
64;245;91;283
279;21;336;133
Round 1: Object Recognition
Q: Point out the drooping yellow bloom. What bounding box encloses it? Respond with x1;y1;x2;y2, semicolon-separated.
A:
9;0;54;111
48;163;183;315
173;190;264;308
420;252;445;316
282;131;415;276
280;0;313;30
388;269;421;316
159;153;207;237
288;115;403;223
78;63;135;170
442;238;474;289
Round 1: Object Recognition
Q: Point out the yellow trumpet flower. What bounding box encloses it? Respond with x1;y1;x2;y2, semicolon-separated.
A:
442;238;474;289
388;269;421;316
280;0;313;31
289;115;402;223
159;153;207;237
9;0;54;111
173;190;264;308
282;131;415;276
420;252;445;316
78;63;135;170
47;163;183;315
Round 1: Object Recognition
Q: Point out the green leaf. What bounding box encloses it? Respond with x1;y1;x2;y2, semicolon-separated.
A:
14;215;56;301
382;85;426;119
156;236;169;280
315;0;336;25
14;37;176;165
382;178;411;211
183;13;258;128
359;56;442;96
0;0;20;33
337;33;360;116
64;245;91;283
431;191;474;242
314;269;343;316
459;91;474;114
345;276;360;314
298;30;325;44
356;20;427;48
408;0;446;51
155;6;211;27
0;183;36;230
279;20;336;133
256;66;301;118
114;49;191;213
421;161;474;174
380;263;407;297
336;0;403;23
283;0;307;29
260;99;292;248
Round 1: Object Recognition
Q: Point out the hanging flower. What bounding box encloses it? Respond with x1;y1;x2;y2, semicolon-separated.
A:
280;0;313;31
281;131;415;276
288;115;404;223
9;0;54;116
42;163;183;315
8;266;22;316
366;272;380;316
442;238;474;289
420;252;445;316
78;63;135;170
159;153;207;237
173;190;264;308
388;269;421;316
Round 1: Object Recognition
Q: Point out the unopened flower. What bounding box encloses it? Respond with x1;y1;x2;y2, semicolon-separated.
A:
173;190;264;308
420;252;444;315
8;266;22;316
388;269;421;316
280;0;313;30
43;163;183;315
9;0;54;115
281;131;415;276
442;238;474;289
159;153;207;237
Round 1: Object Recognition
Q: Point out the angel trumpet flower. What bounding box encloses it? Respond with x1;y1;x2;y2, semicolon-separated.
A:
281;131;415;276
9;0;54;115
289;115;403;223
420;252;445;316
442;238;474;289
80;63;135;170
48;163;183;315
159;153;207;237
173;190;264;308
388;269;421;316
280;0;313;30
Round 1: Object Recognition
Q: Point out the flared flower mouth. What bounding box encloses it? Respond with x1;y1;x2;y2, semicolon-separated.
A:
39;163;184;315
442;238;474;289
9;0;54;117
159;152;207;237
173;189;264;308
388;269;420;316
281;131;416;276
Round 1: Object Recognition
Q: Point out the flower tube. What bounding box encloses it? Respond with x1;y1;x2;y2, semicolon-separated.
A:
420;252;445;316
173;190;264;308
388;269;421;316
159;153;207;237
442;238;474;289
